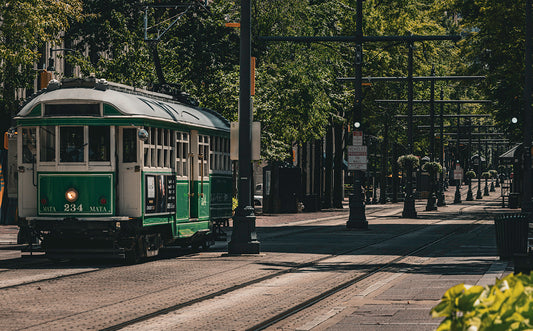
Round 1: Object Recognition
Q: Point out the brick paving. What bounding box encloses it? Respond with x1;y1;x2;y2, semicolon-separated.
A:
0;183;519;330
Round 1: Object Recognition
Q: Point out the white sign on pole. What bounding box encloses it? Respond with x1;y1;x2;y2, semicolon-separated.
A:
353;131;363;145
453;165;463;181
230;122;261;161
348;145;367;171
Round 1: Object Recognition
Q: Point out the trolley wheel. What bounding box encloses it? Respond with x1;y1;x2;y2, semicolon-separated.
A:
124;236;143;264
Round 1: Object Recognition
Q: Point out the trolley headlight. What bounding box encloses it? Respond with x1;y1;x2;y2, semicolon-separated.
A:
65;188;79;203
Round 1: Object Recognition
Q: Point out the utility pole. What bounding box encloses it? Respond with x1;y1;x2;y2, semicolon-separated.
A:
228;0;260;254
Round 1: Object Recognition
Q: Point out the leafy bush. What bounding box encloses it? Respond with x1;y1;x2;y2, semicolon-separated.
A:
232;197;238;211
466;170;477;179
397;154;420;170
482;171;491;179
490;170;498;178
423;161;443;174
431;273;533;330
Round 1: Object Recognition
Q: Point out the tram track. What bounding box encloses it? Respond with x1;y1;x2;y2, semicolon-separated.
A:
98;201;493;331
247;218;487;331
0;196;491;292
1;196;500;330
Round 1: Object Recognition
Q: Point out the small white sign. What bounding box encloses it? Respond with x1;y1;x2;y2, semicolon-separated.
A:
454;166;463;181
348;145;367;171
353;131;363;145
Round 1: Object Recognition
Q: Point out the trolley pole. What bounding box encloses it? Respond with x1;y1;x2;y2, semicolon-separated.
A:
228;0;260;254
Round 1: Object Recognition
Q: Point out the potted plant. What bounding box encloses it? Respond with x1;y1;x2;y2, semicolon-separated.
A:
397;154;419;218
422;161;442;211
397;154;420;170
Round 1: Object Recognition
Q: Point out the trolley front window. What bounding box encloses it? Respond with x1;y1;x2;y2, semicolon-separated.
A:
39;126;55;162
60;127;84;162
89;126;110;161
22;128;36;163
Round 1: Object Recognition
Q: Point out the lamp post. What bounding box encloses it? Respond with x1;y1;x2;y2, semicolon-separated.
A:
437;87;446;206
454;104;462;203
522;0;533;213
425;67;438;211
476;129;483;200
402;41;418;218
346;0;368;229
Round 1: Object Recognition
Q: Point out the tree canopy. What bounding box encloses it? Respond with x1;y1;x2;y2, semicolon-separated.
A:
0;0;529;161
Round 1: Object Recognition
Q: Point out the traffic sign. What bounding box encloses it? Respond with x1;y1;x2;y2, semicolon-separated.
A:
348;145;367;171
353;131;363;145
453;165;463;181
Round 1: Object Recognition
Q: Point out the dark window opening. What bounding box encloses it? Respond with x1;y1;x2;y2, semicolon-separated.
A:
22;128;36;163
123;128;137;163
89;126;110;161
39;126;55;162
60;127;84;162
46;104;100;117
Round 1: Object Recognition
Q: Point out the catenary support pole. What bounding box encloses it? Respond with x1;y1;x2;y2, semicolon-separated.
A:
523;0;533;212
402;41;417;218
347;0;367;229
228;0;260;254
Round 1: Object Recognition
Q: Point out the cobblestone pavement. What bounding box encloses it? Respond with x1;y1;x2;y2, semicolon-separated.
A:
0;182;516;330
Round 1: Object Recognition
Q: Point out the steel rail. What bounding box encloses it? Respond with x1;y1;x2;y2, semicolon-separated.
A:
100;202;487;331
247;211;488;331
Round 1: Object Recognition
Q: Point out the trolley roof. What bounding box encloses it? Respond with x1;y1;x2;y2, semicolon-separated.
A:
16;78;229;132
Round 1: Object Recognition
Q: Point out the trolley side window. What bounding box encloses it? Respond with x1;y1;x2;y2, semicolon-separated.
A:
143;127;174;169
123;128;137;163
22;128;36;164
39;126;55;162
198;135;209;177
60;126;84;162
176;132;189;176
89;126;110;161
210;136;230;172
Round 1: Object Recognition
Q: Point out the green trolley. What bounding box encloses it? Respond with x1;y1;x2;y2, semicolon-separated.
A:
14;78;232;261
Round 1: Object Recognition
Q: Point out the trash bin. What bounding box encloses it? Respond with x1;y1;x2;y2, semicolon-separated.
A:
509;193;521;209
494;213;529;260
303;194;321;212
263;164;301;213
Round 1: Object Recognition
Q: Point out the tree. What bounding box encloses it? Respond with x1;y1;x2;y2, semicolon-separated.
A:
0;0;83;132
436;0;526;139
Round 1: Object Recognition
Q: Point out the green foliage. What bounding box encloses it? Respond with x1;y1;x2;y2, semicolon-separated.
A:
490;170;498;178
466;170;477;179
232;197;238;212
0;0;83;132
482;171;491;179
422;161;443;174
397;154;420;169
437;0;525;139
432;273;533;331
